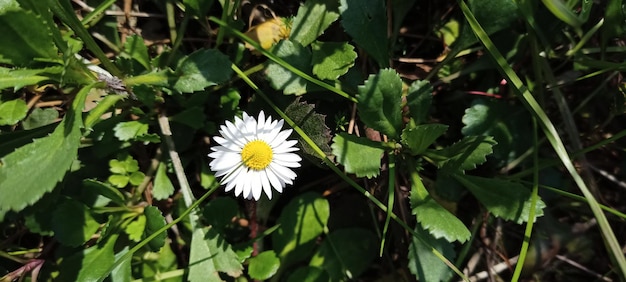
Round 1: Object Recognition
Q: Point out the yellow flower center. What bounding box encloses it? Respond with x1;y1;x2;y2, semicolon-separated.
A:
241;140;273;170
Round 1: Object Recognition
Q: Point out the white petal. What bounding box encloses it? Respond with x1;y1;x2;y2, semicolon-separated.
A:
251;170;263;200
261;170;273;199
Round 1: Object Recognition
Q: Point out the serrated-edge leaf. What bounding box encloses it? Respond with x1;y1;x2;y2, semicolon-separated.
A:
113;120;149;141
401;124;448;155
431;136;497;173
356;68;403;138
0;84;91;211
331;133;385;178
0;9;60;66
59;234;118;282
284;98;332;159
291;0;340;46
412;198;470;243
143;206;167;251
0;67;62;90
455;174;545;223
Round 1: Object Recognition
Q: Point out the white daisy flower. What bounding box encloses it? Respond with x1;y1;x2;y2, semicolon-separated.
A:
209;111;302;200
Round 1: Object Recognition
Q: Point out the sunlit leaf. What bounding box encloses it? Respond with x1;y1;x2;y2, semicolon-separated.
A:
188;227;243;281
311;41;357;80
331;133;384;178
412;197;470;243
0;98;28;125
125;214;146;242
172;49;232;93
357;68;403;138
266;40;312;95
291;0;340;46
273;192;329;266
113;120;149;141
248;251;280;280
152;162;174;200
0;85;90;211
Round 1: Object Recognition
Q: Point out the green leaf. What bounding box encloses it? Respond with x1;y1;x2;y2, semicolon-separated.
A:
357;68;403;138
331;133;384;178
311;41;357;80
462;98;531;164
188;227;243;281
0;9;60;66
291;0;340;46
0;122;56;157
57;234;118;282
170;106;205;129
0;98;28;125
454;174;545;223
184;0;214;18
248;251;280;280
108;175;130;188
273;192;329;266
173;49;232;93
125;214;146;242
122;35;150;71
287;267;330;282
202;197;239;233
412;197;470;243
52;200;101;247
0;84;90;211
83;179;126;206
128;171;145;186
143;206;167;251
265;40;313;95
153;162;175;200
0;66;62;90
425;136;497;173
406;80;433;124
113;120;149;141
109;247;132;282
309;228;377;280
285;98;332;159
401;124;448;155
22;107;59;130
339;0;388;67
455;0;519;49
408;225;455;282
